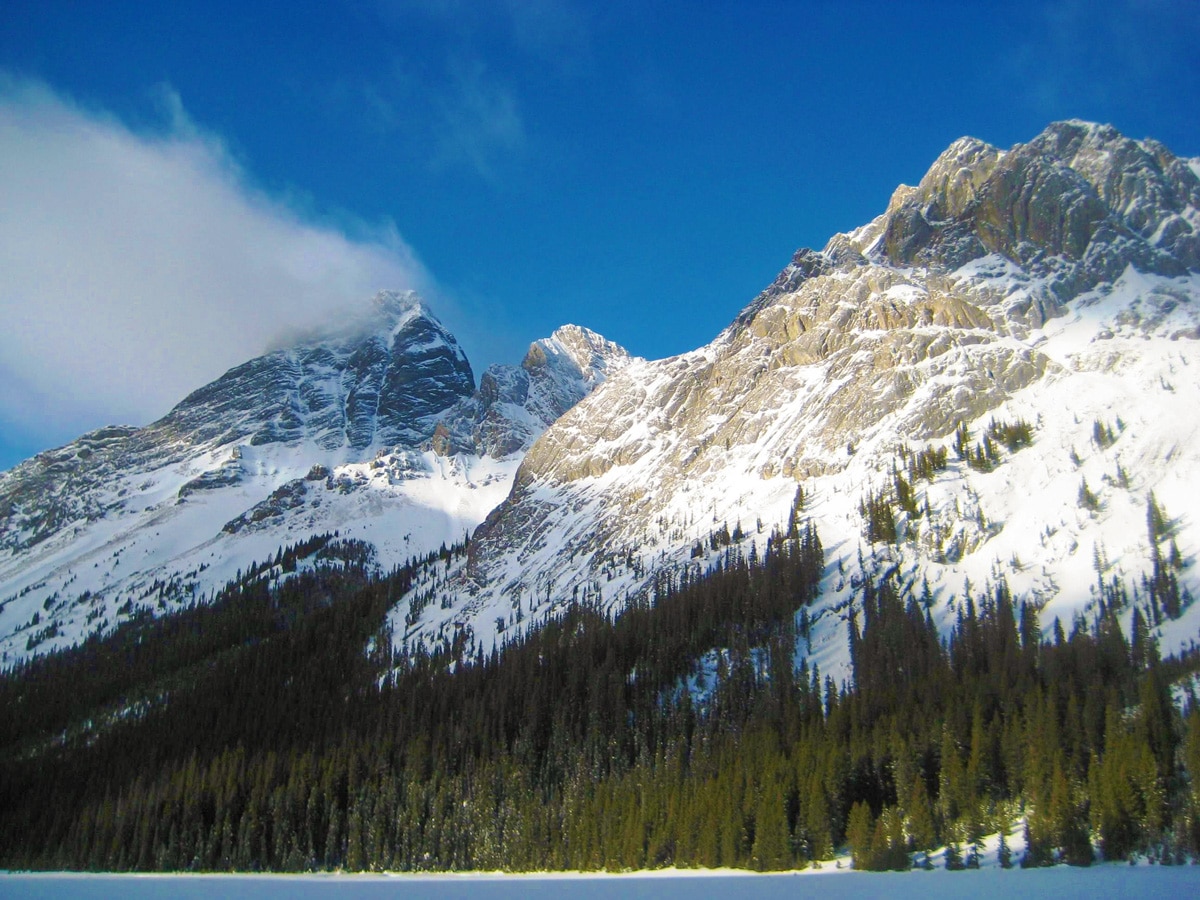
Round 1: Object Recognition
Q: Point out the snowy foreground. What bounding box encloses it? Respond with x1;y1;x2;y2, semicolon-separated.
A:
2;867;1199;899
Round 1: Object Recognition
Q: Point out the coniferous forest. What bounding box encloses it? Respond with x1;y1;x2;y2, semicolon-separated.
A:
2;507;1200;873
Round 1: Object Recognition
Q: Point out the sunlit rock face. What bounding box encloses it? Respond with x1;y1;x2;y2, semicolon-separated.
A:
398;122;1200;678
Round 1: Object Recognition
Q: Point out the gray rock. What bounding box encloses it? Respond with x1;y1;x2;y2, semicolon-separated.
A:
876;120;1199;297
431;325;633;459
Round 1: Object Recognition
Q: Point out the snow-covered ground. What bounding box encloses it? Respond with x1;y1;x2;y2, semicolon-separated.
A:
2;866;1198;899
0;821;1193;896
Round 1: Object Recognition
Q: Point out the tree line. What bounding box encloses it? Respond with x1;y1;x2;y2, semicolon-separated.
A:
1;510;1199;872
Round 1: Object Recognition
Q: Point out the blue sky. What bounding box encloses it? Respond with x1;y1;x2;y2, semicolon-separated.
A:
2;0;1199;470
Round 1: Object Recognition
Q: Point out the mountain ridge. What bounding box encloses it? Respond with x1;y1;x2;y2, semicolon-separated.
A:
3;119;1199;675
0;295;630;663
388;121;1200;679
6;119;1200;878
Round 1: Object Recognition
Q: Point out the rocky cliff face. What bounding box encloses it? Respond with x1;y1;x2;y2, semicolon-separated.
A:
154;290;475;454
0;292;471;556
392;122;1200;678
871;120;1200;294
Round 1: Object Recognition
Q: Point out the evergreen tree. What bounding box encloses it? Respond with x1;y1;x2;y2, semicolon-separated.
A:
846;802;874;870
750;789;790;871
2;518;1199;875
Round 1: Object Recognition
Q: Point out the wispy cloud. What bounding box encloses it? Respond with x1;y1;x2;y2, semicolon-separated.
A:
0;74;435;453
357;0;594;178
1003;0;1200;120
433;60;526;179
500;0;591;66
377;0;591;59
322;55;526;182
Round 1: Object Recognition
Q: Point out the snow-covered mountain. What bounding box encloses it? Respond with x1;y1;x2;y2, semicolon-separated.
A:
0;291;631;663
5;120;1199;683
390;121;1200;683
432;324;632;460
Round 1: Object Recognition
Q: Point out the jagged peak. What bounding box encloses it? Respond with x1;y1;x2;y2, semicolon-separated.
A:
524;325;632;380
1022;120;1200;196
865;138;1001;215
1044;117;1114;134
371;288;424;322
367;293;472;374
859;119;1200;279
916;136;1002;208
928;135;1001;171
823;140;1002;264
427;326;632;460
259;289;445;355
1026;120;1144;174
550;324;631;366
366;289;455;343
1037;118;1122;147
548;323;608;348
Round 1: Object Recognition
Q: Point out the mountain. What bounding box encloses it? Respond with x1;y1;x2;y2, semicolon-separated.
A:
391;121;1200;681
5;120;1200;876
0;292;631;663
4;120;1198;677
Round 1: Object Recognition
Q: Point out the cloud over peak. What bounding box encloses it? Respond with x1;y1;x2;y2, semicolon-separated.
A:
0;74;434;457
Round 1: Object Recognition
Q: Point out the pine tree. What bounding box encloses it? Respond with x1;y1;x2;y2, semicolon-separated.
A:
1079;478;1101;512
803;781;833;862
1182;709;1200;855
846;801;875;870
905;775;937;853
1147;492;1169;543
750;790;790;871
998;830;1013;868
954;422;972;460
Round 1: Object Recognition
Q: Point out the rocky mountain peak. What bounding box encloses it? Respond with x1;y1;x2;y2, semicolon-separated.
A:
1030;121;1200;265
865;121;1199;296
371;288;423;322
0;288;481;571
431;326;634;460
523;325;630;384
152;289;474;454
433;122;1200;668
910;136;1003;222
367;290;463;349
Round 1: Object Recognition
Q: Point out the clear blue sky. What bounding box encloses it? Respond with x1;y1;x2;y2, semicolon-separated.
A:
2;1;1199;470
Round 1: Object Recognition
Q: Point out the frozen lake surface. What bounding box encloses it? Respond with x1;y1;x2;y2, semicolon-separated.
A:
3;867;1200;898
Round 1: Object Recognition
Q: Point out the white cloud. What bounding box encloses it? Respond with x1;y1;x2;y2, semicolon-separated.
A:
0;75;436;453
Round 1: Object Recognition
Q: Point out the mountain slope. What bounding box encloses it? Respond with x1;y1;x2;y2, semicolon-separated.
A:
390;122;1200;680
0;294;630;663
